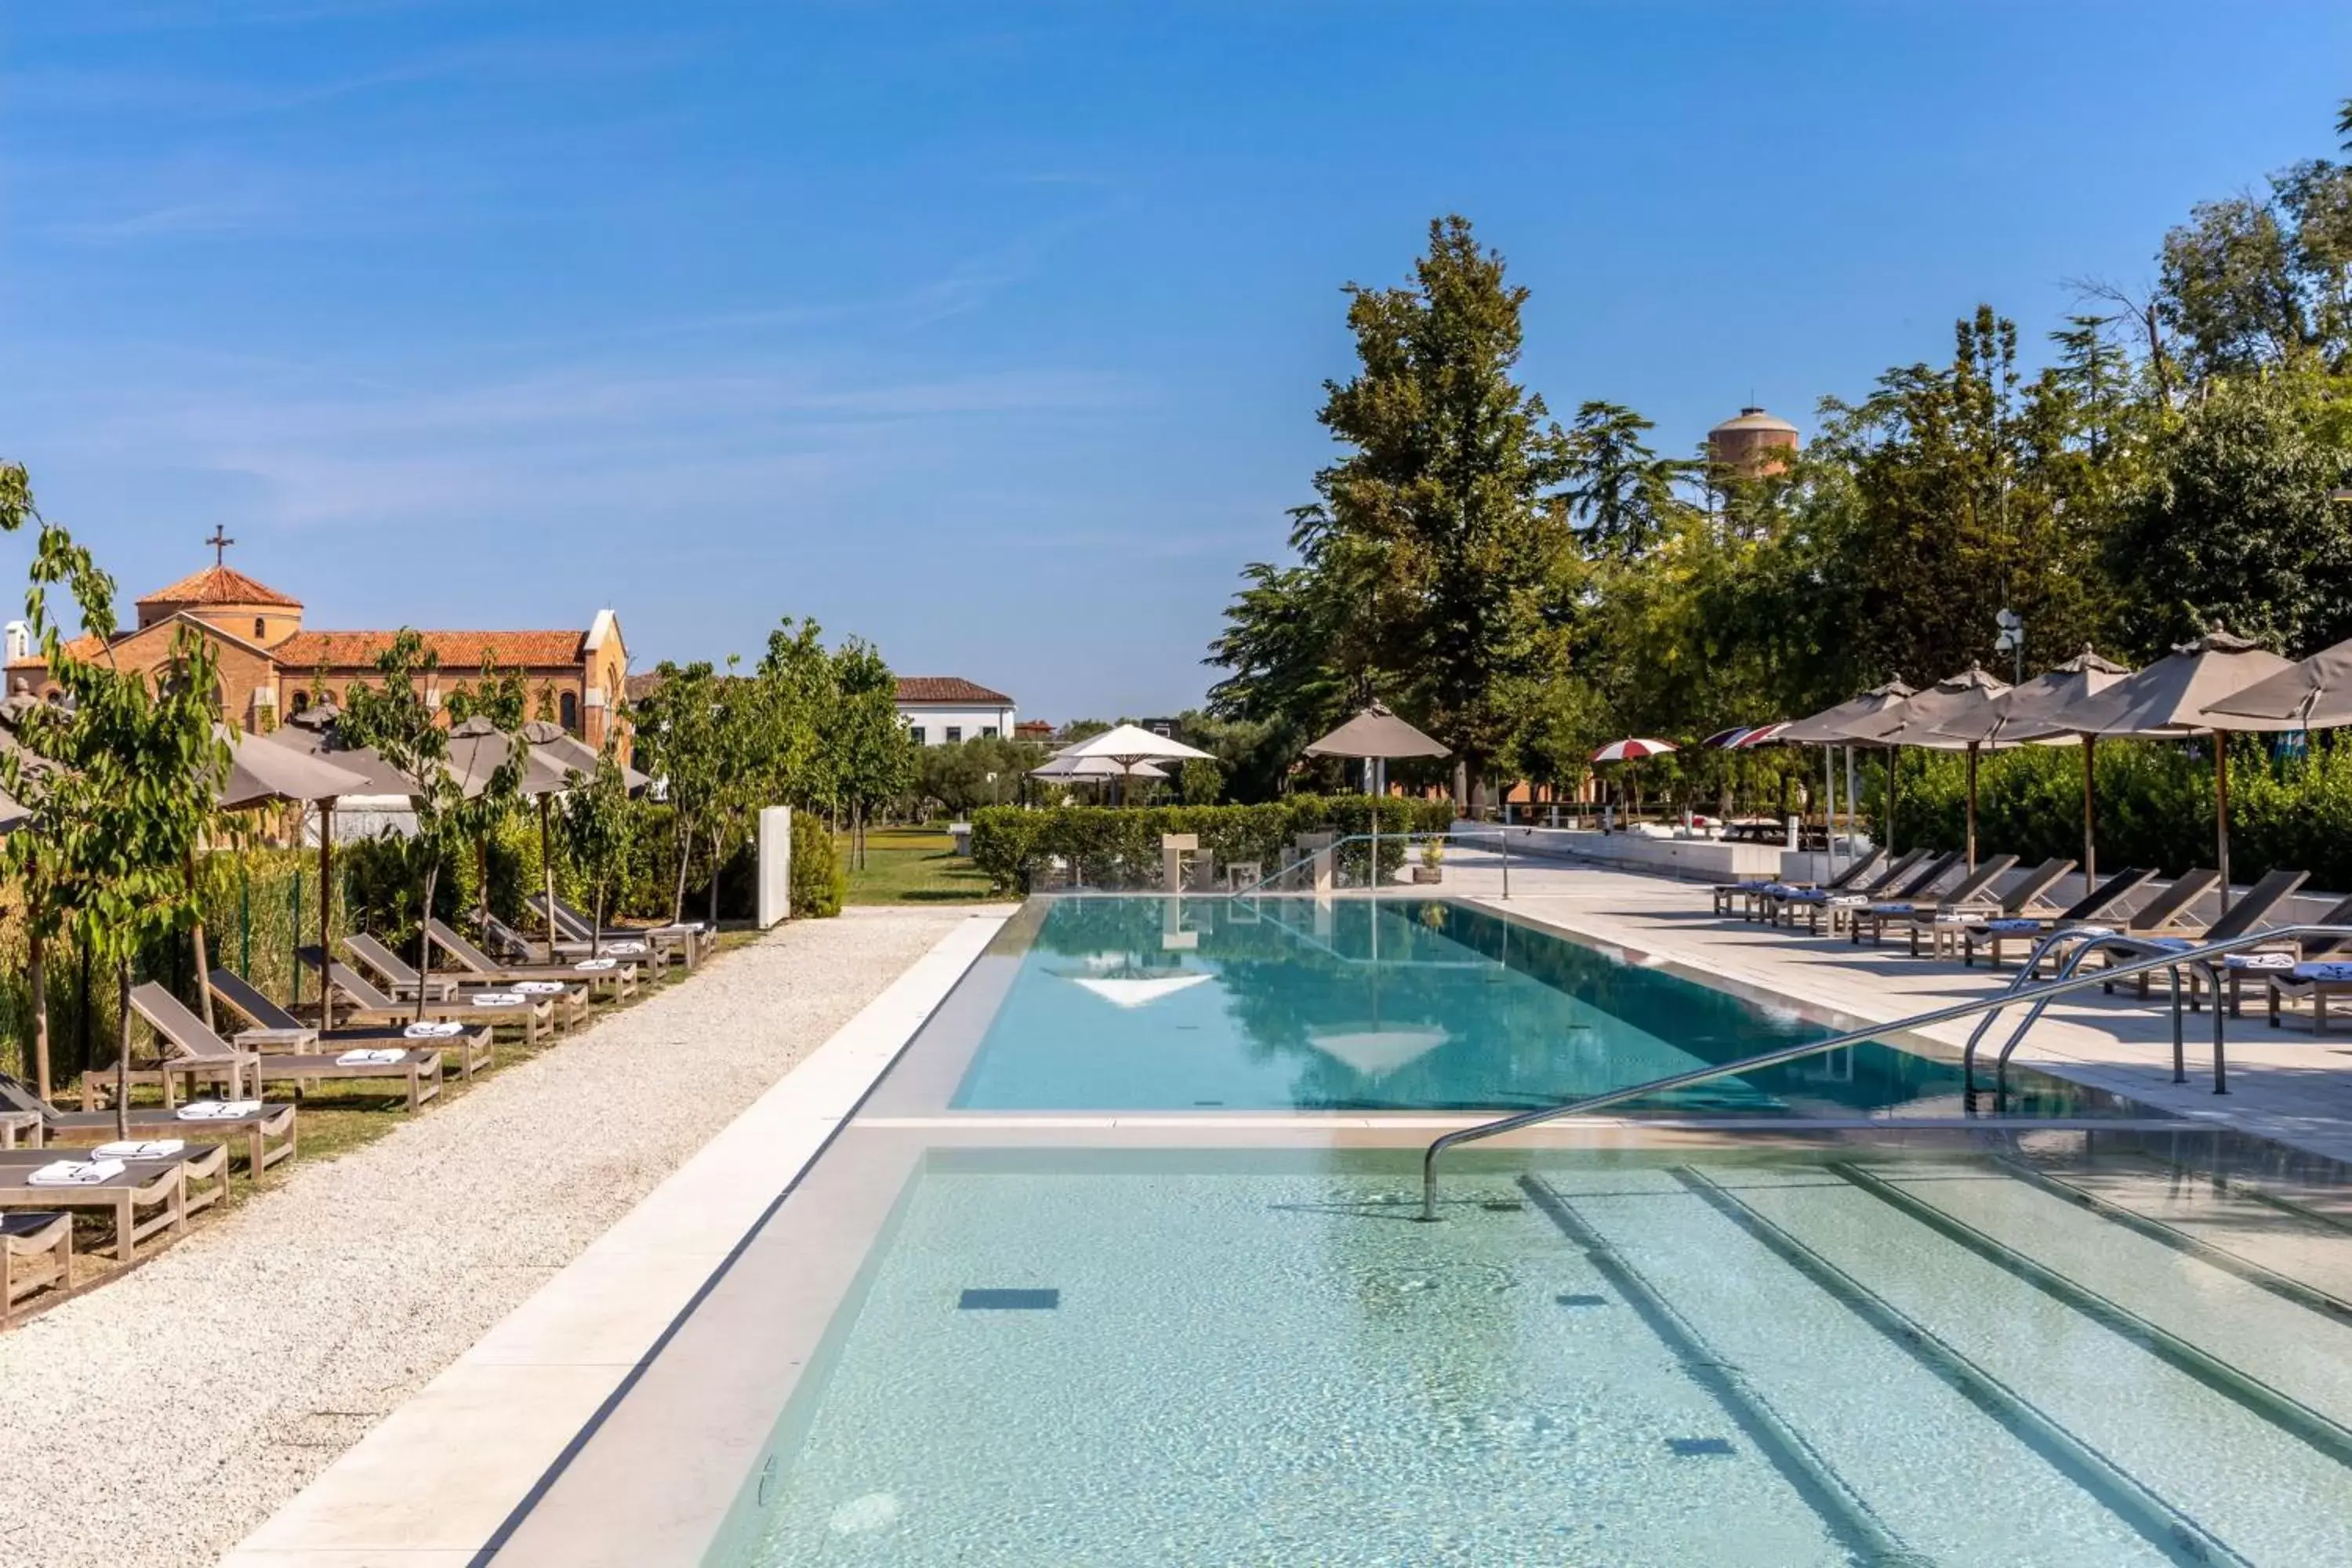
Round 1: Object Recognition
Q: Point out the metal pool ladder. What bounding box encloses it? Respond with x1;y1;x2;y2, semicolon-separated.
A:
1419;923;2352;1221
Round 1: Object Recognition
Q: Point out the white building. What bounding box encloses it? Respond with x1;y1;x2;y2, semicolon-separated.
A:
895;677;1017;746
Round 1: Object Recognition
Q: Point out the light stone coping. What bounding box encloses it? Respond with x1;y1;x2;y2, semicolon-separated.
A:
221;911;1007;1568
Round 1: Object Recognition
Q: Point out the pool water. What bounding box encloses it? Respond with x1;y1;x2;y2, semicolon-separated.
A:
948;897;2110;1116
711;1149;2352;1567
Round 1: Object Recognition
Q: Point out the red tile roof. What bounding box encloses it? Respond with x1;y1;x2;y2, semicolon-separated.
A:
274;629;588;671
136;564;303;609
895;676;1012;706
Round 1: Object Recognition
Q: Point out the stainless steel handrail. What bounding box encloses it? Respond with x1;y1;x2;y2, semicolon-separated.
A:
1418;923;2352;1221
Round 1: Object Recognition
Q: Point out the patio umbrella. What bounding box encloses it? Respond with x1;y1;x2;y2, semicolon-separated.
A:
519;720;648;946
1931;646;2129;887
210;728;375;1031
1846;664;2010;869
2038;630;2295;912
2205;634;2352;731
1055;723;1214;805
1591;739;1676;822
1029;754;1170;781
1781;680;1916;866
1304;704;1450;887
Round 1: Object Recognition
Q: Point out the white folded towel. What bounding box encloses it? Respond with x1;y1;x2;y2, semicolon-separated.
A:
28;1158;125;1185
470;991;525;1007
336;1047;408;1065
92;1139;184;1160
176;1100;262;1120
574;958;618;971
514;980;565;995
404;1021;466;1039
603;941;648;955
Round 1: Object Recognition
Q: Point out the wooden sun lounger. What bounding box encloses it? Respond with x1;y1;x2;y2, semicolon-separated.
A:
1765;849;1926;930
299;946;550;1053
1906;858;2071;958
530;894;710;968
1;1210;71;1324
2104;867;2308;1004
482;913;661;977
0;1148;200;1261
2208;893;2352;1017
208;967;494;1076
343;933;589;1032
1806;851;1962;939
425;919;641;1002
132;982;444;1112
1962;867;2158;969
1;1071;295;1176
1850;855;2016;947
1727;847;1886;921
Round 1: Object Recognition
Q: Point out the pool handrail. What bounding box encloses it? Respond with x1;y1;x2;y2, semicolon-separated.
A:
1419;922;2352;1221
1223;827;1518;900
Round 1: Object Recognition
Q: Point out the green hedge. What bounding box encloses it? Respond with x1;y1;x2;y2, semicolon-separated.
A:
1867;737;2352;889
969;796;1456;892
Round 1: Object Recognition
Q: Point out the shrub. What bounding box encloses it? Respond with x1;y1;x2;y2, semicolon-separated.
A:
792;809;846;916
968;795;1454;892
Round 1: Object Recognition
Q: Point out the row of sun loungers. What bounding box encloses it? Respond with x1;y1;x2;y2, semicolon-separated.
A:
1;903;710;1319
1711;847;2352;1031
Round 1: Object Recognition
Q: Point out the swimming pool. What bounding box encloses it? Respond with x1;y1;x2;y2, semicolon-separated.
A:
931;895;2114;1116
487;895;2352;1567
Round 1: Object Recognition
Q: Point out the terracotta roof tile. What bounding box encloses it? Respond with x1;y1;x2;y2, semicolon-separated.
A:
274;629;587;671
136;564;303;609
895;676;1013;706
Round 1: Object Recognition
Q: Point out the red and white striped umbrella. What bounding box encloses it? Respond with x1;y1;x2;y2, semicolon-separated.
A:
1591;738;1678;763
1729;721;1792;749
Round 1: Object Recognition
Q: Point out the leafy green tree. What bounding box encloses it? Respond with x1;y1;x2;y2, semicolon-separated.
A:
556;742;637;957
631;659;729;924
0;470;230;1131
342;631;522;1020
755;616;837;815
1565;401;1697;556
829;637;914;868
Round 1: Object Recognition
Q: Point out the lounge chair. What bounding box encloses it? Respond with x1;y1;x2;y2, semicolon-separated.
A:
1810;851;1962;939
0;1151;189;1261
1905;857;2071;958
2108;867;2308;1003
529;893;710;968
207;968;496;1084
343;933;588;1032
425;918;641;1003
127;982;443;1113
1850;855;2016;947
1763;849;1925;930
298;946;553;1051
483;912;659;977
1720;847;1885;921
1;1210;71;1323
0;1070;295;1176
1962;867;2158;969
2211;892;2352;1016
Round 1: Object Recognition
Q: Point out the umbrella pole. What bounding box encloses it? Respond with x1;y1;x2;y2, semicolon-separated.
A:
541;795;557;960
318;800;335;1033
1886;746;1899;857
2082;733;2098;891
2215;731;2232;916
1822;747;1835;870
1965;743;1980;871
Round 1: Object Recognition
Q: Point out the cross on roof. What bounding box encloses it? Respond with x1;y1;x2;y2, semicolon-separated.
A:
205;524;235;566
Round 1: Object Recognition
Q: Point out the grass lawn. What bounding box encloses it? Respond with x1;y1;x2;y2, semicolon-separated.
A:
838;825;1000;905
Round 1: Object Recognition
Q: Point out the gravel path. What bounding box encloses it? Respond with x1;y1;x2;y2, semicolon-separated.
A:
0;906;977;1568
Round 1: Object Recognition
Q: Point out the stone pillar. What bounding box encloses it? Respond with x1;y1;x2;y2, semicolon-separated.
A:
1161;833;1198;893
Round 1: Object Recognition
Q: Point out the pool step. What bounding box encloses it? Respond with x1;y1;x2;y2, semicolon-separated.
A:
1536;1169;2185;1567
1716;1162;2352;1565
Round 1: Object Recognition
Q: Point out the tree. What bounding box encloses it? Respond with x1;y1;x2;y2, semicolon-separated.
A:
0;470;229;1133
1208;216;1576;802
556;742;637;958
631;660;728;924
829;637;913;868
341;631;521;1021
1565;401;1697;556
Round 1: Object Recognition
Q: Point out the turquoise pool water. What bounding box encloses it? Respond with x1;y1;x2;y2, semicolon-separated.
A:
948;897;2109;1116
710;1149;2352;1566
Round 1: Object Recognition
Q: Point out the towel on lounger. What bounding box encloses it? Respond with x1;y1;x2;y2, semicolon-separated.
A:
336;1047;408;1065
92;1139;183;1160
1977;918;2045;933
2292;961;2352;982
514;980;565;995
175;1100;262;1120
602;941;649;955
404;1021;465;1039
2225;952;2298;971
574;958;618;971
469;992;525;1007
28;1158;125;1185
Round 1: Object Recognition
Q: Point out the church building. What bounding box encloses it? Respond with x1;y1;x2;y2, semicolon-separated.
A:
4;542;630;752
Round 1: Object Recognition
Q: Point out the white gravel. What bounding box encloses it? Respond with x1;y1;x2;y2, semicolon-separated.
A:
0;905;978;1568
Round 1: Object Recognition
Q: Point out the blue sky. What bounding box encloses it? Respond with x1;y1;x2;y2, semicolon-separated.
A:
3;2;2348;721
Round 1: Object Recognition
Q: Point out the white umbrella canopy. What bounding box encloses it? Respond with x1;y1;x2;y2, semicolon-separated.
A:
1055;723;1216;765
1591;738;1677;762
1029;754;1169;780
2039;630;2298;909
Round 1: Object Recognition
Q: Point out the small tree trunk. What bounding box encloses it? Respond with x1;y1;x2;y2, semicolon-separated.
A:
416;859;439;1024
29;931;50;1105
672;824;691;927
594;887;608;960
114;960;132;1142
477;834;492;933
540;797;558;956
192;919;215;1031
707;825;723;928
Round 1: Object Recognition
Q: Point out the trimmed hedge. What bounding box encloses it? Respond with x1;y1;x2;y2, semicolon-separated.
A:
1868;736;2352;889
969;796;1456;892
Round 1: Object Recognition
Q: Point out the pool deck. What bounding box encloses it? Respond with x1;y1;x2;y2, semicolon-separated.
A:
1431;846;2352;1166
